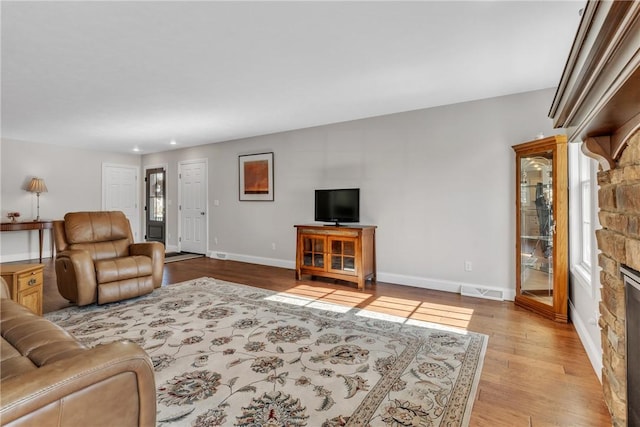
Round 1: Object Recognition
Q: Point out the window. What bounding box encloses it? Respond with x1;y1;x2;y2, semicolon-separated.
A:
569;143;598;294
579;152;592;269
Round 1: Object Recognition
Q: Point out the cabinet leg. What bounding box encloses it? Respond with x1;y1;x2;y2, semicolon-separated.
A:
295;270;301;280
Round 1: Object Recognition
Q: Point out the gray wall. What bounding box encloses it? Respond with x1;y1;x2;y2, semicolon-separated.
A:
143;88;562;298
0;88;561;298
0;139;140;260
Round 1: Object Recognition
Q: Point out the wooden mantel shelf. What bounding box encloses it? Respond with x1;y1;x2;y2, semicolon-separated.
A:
549;1;640;170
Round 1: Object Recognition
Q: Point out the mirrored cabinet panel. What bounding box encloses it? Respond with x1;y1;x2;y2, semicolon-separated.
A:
513;135;568;322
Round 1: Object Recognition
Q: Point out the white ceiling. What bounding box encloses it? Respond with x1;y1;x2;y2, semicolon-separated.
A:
1;1;584;154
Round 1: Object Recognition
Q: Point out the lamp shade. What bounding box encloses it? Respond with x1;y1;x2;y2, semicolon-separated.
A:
27;178;48;194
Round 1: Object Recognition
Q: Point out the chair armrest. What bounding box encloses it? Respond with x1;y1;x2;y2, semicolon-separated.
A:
130;242;165;288
0;341;156;427
55;249;97;306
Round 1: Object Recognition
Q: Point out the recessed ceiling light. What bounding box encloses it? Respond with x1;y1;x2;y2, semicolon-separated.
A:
133;147;140;152
170;139;177;145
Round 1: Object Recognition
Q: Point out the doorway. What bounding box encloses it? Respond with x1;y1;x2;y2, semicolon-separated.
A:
145;167;166;244
178;159;207;254
102;163;140;241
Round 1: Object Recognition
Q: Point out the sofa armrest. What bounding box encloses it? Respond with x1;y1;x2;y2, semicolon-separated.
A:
0;341;156;427
129;242;165;288
55;250;98;306
1;277;10;299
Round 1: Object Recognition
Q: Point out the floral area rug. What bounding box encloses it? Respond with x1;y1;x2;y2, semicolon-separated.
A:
45;277;488;426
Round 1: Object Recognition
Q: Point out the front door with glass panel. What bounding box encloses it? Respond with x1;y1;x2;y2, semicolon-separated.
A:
146;167;165;244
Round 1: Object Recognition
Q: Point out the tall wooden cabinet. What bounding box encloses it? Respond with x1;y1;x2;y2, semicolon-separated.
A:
295;225;376;290
513;135;568;322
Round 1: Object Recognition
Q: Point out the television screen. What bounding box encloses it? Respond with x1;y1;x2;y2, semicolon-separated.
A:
315;188;360;225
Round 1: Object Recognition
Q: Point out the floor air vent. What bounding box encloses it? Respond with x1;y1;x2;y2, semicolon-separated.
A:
460;285;504;301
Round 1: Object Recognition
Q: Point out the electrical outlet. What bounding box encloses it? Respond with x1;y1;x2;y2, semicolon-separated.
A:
465;261;473;272
272;243;276;250
214;237;218;245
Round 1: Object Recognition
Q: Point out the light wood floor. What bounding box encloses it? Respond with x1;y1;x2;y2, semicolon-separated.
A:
34;257;611;426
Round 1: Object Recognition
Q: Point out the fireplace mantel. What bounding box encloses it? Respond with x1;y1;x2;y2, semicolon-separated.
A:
549;2;640;426
549;0;640;169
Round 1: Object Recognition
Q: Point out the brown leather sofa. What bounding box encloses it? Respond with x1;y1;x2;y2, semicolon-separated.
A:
0;278;156;426
53;211;164;306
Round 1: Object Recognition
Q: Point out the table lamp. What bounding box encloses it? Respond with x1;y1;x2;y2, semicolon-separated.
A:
27;177;48;221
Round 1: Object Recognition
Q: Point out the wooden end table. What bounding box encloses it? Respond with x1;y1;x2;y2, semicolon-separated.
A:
1;263;44;315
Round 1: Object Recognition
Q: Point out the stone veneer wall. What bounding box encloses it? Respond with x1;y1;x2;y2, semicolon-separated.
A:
596;130;640;427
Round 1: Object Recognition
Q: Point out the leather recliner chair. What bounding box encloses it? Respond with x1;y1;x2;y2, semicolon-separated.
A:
53;211;165;306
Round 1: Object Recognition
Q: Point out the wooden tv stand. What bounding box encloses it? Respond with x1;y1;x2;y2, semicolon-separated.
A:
294;224;377;290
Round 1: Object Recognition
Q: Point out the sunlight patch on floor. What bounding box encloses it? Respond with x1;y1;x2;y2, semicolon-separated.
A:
262;294;350;313
354;308;408;324
263;285;474;331
272;284;370;307
264;293;315;307
360;297;474;330
263;285;369;314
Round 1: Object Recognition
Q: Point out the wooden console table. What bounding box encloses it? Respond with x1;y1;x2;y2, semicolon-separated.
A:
1;220;55;263
295;224;376;290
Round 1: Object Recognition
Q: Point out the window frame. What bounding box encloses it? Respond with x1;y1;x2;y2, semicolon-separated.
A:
569;143;599;297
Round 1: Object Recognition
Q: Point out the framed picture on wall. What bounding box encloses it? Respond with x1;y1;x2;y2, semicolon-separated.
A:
239;152;274;201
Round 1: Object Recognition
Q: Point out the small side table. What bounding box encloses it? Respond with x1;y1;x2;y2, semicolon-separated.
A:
1;263;44;315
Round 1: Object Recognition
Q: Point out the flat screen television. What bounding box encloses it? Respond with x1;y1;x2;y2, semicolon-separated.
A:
315;188;360;226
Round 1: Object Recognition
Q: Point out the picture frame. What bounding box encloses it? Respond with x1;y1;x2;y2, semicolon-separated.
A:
239;152;274;201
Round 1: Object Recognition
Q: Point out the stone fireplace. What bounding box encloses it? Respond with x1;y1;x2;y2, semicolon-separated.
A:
548;1;640;425
596;131;640;426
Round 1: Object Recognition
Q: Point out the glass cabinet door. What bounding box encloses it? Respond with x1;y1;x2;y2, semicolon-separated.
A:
302;236;325;269
519;153;554;305
328;237;357;274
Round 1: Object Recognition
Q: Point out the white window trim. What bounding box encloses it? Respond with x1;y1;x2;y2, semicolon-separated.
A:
569;144;599;298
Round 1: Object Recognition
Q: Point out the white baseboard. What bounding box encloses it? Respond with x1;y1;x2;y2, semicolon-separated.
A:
206;252;512;302
569;300;603;382
208;251;295;270
378;272;513;301
0;250;53;263
0;247;512;303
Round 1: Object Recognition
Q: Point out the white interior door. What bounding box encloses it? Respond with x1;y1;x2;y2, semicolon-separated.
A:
102;163;140;241
178;159;207;254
